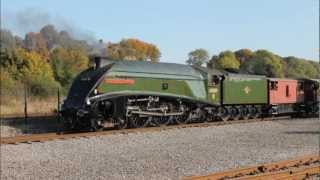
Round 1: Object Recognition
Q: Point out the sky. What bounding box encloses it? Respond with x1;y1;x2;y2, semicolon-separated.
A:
1;0;319;63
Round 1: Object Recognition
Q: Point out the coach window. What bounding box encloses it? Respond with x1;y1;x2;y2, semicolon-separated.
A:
270;81;278;90
285;85;290;97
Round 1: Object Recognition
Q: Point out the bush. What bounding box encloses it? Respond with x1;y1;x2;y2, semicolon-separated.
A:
27;75;59;97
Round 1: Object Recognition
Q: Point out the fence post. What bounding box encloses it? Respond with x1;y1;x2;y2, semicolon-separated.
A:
24;84;28;124
57;88;60;123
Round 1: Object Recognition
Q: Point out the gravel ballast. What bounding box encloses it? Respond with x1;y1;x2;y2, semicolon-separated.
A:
1;118;319;179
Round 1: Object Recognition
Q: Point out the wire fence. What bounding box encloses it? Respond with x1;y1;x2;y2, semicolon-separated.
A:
1;86;62;123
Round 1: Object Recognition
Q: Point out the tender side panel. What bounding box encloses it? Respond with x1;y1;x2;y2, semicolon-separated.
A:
97;75;208;102
268;79;298;105
222;76;268;105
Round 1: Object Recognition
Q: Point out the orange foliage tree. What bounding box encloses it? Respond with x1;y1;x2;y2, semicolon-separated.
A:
107;38;161;62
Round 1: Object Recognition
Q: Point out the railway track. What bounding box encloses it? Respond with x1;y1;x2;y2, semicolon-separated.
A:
1;116;290;145
184;154;320;180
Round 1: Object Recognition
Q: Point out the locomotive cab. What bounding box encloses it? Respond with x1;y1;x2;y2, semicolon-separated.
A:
207;74;223;105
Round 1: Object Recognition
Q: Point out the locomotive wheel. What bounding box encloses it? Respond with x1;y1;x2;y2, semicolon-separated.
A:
217;107;230;122
175;113;188;124
147;116;162;127
90;119;103;132
205;107;217;122
131;115;148;128
115;118;129;129
205;113;215;122
155;116;171;126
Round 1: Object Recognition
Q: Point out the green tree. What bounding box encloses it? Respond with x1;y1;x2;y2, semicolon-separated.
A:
186;48;209;66
206;55;218;69
212;50;240;70
309;61;320;78
234;49;253;63
283;57;318;78
241;50;283;77
0;70;16;96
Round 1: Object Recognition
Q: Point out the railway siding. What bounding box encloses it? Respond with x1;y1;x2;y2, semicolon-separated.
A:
184;154;320;179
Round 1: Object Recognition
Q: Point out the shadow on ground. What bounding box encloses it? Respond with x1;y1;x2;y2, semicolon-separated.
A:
1;116;62;135
284;131;320;135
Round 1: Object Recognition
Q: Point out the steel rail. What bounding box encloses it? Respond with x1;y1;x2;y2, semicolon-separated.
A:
183;154;320;180
1;116;290;145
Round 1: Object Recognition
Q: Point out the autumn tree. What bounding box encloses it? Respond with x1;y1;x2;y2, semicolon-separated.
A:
186;48;209;66
24;32;50;60
14;48;59;96
1;29;17;52
107;38;161;62
50;47;89;87
39;24;60;49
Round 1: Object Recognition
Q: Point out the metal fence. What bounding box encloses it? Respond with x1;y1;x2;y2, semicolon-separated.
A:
1;86;62;124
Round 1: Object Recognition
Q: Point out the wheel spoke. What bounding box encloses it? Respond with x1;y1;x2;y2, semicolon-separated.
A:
131;115;148;128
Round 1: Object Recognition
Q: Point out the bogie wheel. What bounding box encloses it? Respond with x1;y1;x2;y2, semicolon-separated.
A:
230;106;240;120
249;106;259;119
217;107;230;122
240;106;249;120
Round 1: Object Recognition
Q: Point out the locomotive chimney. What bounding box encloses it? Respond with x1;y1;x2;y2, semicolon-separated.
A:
94;56;101;70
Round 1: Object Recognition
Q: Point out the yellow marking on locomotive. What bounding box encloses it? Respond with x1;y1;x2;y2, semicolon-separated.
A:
209;88;218;100
244;86;251;94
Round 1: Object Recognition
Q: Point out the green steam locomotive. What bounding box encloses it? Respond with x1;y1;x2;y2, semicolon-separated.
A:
60;57;319;131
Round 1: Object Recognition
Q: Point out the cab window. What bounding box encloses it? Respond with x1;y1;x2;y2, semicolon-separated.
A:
211;75;220;85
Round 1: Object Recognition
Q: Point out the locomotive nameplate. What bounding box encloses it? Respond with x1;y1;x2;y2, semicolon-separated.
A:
105;78;135;85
